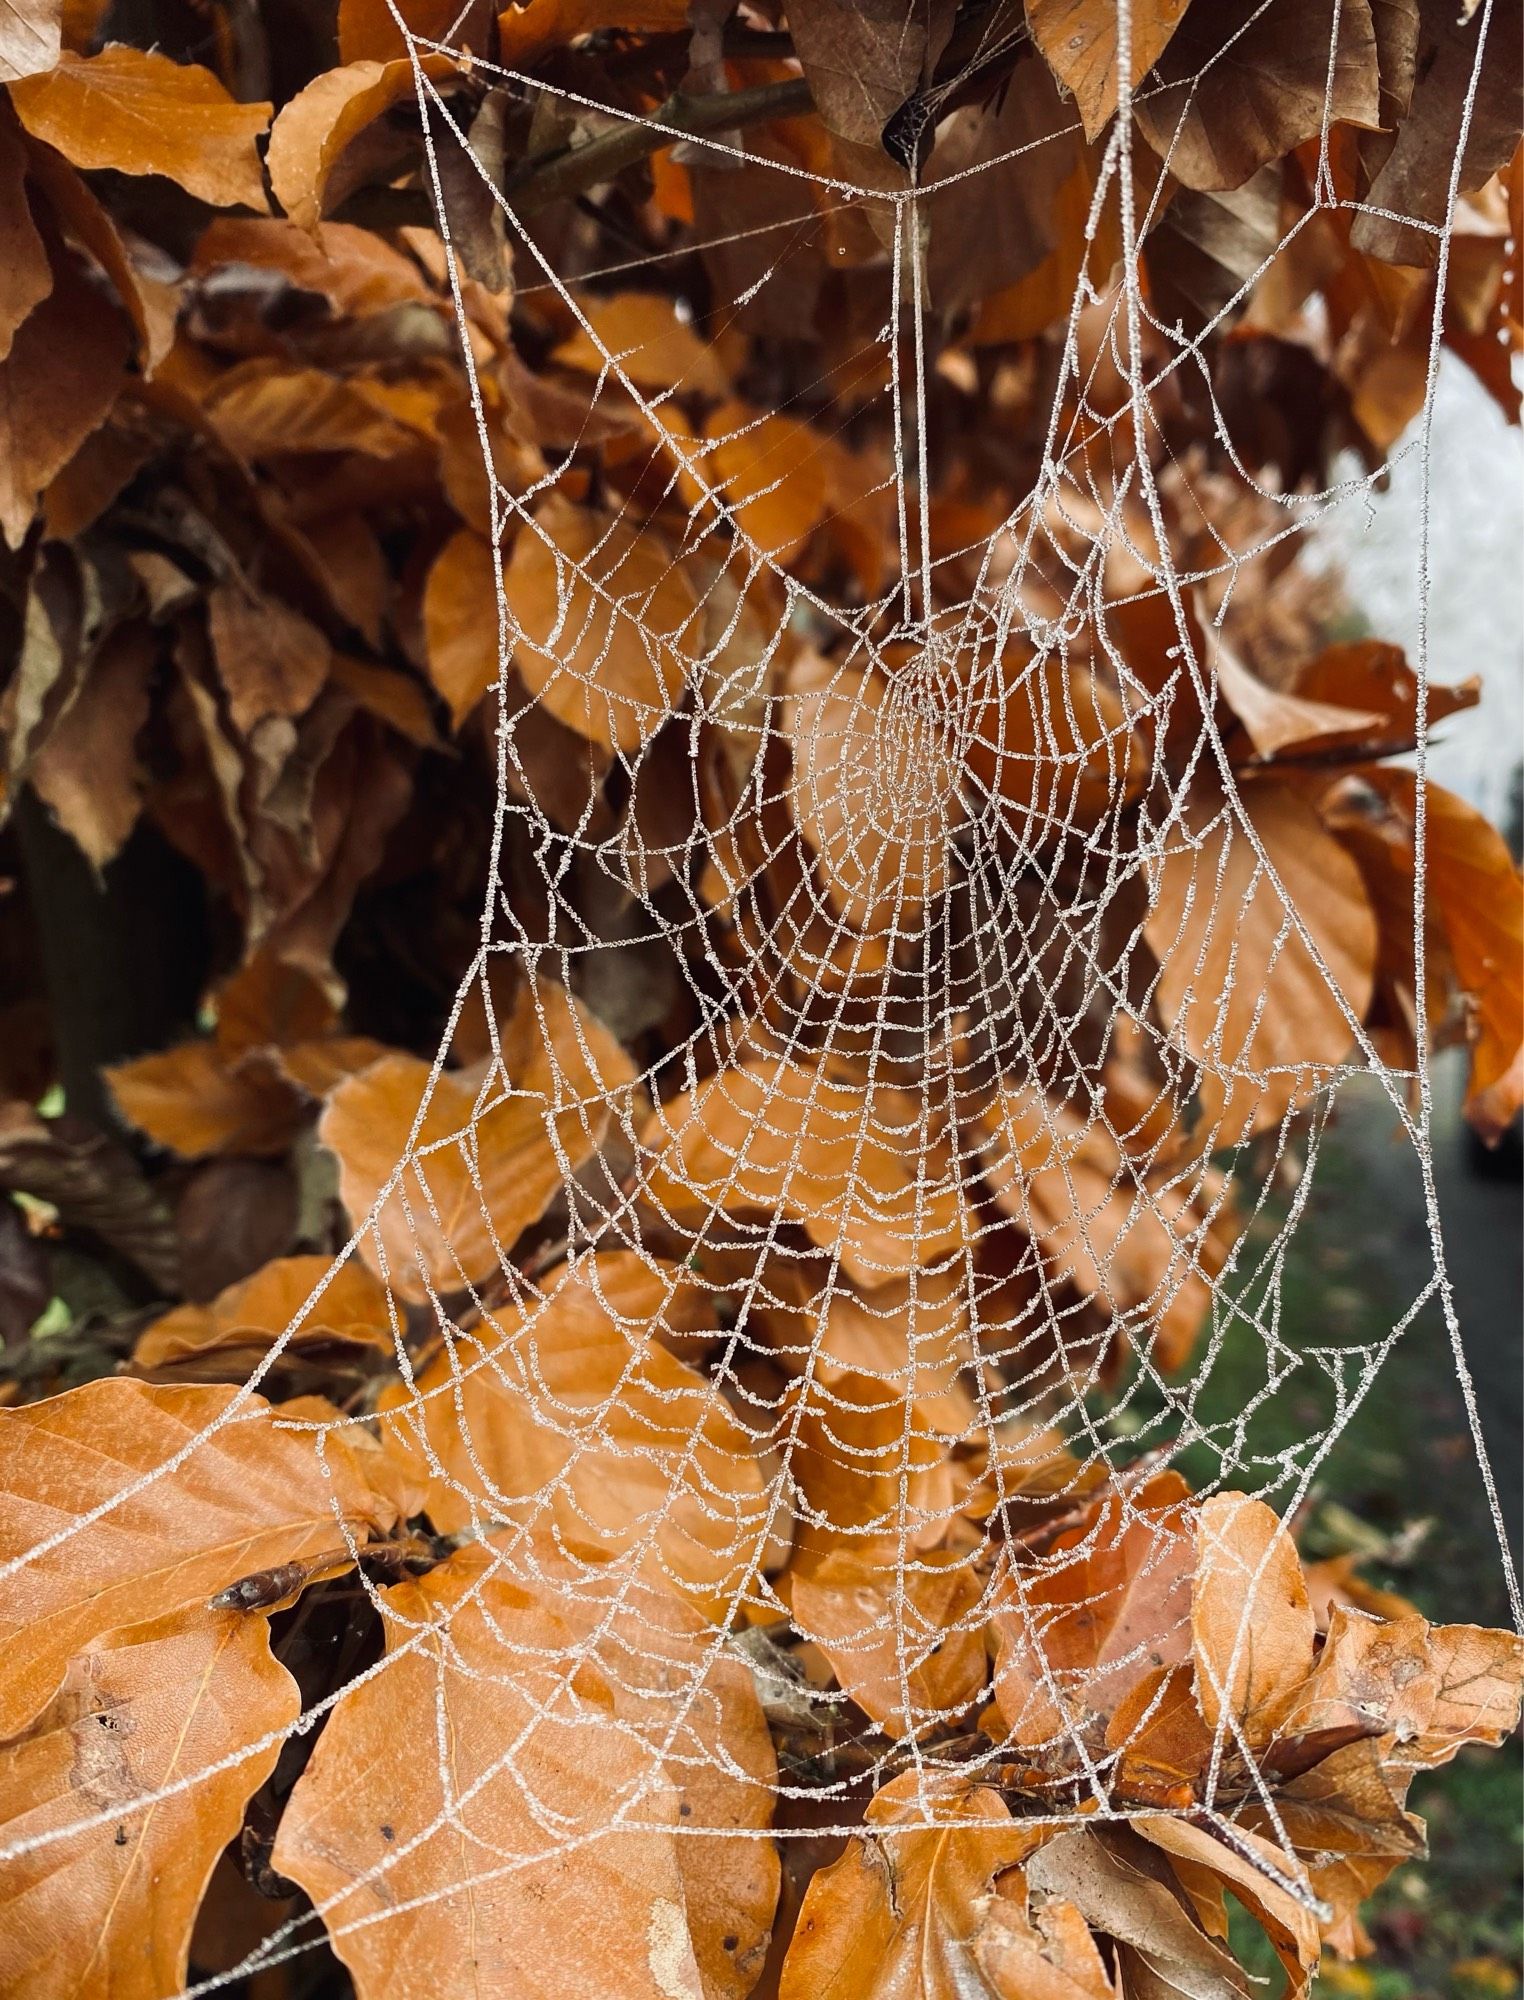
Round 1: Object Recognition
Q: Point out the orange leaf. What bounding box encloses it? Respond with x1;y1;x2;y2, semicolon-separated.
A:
423;525;501;726
319;975;633;1301
10;47;270;209
1144;776;1377;1143
266;53;454;231
704;399;834;563
553;291;728;399
273;1540;776;2000
1028;0;1190;139
377;1253;769;1612
0;1377;397;1737
496;0;690;68
0;240;131;548
338;0;491;61
503;494;698;752
0;1610;299;2000
792;1548;987;1737
0;110;51;360
1191;1492;1316;1748
106;1037;305;1158
135;1253;396;1371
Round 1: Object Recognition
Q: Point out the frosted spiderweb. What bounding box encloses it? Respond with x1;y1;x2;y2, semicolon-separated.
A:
5;0;1520;1988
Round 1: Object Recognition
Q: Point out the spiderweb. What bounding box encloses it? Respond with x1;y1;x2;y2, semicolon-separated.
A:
5;0;1520;1988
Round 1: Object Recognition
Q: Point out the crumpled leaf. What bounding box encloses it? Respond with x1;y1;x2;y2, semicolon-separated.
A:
503;494;698;752
1136;0;1381;192
0;1376;398;1736
10;46;271;209
0;110;51;360
0;1609;299;2000
273;1540;777;2000
1144;775;1378;1143
135;1252;396;1371
320;975;634;1301
1192;1492;1317;1748
378;1252;768;1612
1028;0;1190;139
28;622;155;869
778;1772;1069;2000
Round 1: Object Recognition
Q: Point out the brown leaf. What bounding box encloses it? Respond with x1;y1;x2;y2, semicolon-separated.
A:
0;240;131;547
0;1377;397;1737
338;0;492;62
377;1253;769;1612
1134;1815;1320;1995
1352;0;1523;267
1029;0;1190;139
28;622;154;869
0;1099;179;1292
201;356;437;460
423;525;501;726
704;400;835;564
1292;640;1479;751
1191;1493;1316;1748
0;1609;299;2000
207;582;334;735
0;0;58;82
1135;0;1382;192
107;1037;307;1158
1211;638;1387;763
1240;1739;1423;1960
1107;1663;1215;1807
320;975;634;1301
785;654;965;936
979;1084;1221;1372
10;46;270;208
791;1548;988;1737
135;1252;396;1371
993;1471;1195;1751
266;52;454;232
645;1054;971;1287
1027;1825;1255;1996
778;1772;1058;2000
554;291;729;399
503;494;698;753
1143;776;1377;1143
273;1540;776;2000
0;109;51;360
788;0;957;154
1283;1603;1524;1769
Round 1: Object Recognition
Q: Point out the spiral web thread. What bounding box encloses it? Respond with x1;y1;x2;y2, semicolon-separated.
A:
3;0;1520;1986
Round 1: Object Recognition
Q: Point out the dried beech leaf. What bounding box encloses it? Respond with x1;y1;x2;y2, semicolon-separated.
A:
107;1038;306;1158
0;0;59;82
423;525;501;725
791;1549;987;1737
503;495;697;752
1144;777;1377;1143
320;977;633;1301
994;1470;1194;1749
0;111;51;360
646;1055;970;1286
10;46;271;208
554;291;728;398
29;622;154;868
0;242;131;547
1135;0;1381;192
136;1252;396;1370
266;53;454;231
1028;0;1190;139
779;1772;1082;2000
0;1609;299;2000
274;1540;776;2000
704;401;835;564
377;1253;768;1612
1192;1492;1316;1747
0;1377;397;1737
